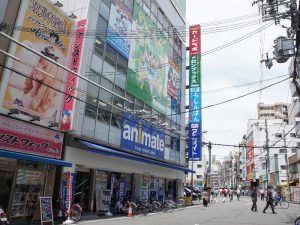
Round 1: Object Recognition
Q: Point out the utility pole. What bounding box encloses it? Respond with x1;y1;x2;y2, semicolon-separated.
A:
264;119;270;187
208;142;212;188
283;129;291;198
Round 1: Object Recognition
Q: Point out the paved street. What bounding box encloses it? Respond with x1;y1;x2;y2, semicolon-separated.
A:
78;197;300;225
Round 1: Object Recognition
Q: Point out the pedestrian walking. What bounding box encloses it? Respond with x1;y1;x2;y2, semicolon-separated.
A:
242;189;245;196
263;186;276;214
251;187;257;212
229;189;233;202
237;188;241;201
260;189;265;201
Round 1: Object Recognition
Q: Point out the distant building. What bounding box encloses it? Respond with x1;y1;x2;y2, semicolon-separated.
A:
257;102;289;123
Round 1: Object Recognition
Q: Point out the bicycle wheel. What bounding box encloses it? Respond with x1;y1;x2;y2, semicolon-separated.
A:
280;201;289;209
152;202;162;212
70;205;82;222
295;215;300;225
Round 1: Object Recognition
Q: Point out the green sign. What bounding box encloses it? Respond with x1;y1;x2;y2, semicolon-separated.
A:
127;2;170;114
189;55;200;87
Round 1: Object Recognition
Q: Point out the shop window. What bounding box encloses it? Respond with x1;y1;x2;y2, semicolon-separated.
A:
115;55;128;89
11;169;45;219
111;108;122;128
280;165;287;170
113;85;125;109
196;175;202;179
91;54;103;74
99;1;110;20
97;107;111;124
94;37;105;57
95;15;108;40
125;93;134;112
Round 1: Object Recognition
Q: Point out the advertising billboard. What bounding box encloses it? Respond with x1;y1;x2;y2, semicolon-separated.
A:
241;145;247;181
121;112;165;160
127;2;169;114
0;115;63;159
188;25;201;161
107;0;132;59
246;134;255;181
60;19;87;131
167;58;180;100
0;0;74;127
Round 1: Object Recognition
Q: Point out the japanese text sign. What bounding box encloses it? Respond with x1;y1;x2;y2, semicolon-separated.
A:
0;115;63;159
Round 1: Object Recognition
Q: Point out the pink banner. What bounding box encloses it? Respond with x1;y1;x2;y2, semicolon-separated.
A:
0;115;63;159
60;19;88;131
189;25;201;56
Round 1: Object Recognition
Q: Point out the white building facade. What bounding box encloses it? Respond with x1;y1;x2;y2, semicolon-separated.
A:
54;0;189;212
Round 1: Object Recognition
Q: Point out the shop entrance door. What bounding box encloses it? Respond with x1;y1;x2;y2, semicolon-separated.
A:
74;171;91;211
0;170;14;211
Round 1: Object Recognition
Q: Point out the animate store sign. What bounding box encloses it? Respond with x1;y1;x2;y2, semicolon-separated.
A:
121;112;165;160
0;115;63;159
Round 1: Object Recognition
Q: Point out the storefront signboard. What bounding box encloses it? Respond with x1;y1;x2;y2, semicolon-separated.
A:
60;19;87;131
107;0;132;59
121;112;165;160
0;115;63;159
241;145;246;181
0;0;74;127
246;133;254;181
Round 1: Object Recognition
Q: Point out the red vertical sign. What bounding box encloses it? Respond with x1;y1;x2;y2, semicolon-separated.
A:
189;25;201;56
60;19;87;131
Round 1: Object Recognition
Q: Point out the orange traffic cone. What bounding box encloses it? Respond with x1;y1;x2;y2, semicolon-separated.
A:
128;202;133;217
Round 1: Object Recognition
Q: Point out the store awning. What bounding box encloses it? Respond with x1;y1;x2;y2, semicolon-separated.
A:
0;149;72;167
77;139;195;173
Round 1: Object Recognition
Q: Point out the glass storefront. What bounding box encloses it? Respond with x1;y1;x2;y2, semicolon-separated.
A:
0;170;14;212
11;169;45;219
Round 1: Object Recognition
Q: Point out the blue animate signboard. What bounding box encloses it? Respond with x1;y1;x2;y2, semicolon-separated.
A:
121;112;165;160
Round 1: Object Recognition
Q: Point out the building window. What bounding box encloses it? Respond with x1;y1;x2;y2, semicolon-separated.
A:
196;175;202;179
99;1;110;20
280;165;287;170
95;15;108;41
197;164;202;168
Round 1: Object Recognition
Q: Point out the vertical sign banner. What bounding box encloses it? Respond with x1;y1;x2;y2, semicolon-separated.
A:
241;145;246;181
0;0;74;127
246;133;254;181
188;25;201;161
60;19;87;131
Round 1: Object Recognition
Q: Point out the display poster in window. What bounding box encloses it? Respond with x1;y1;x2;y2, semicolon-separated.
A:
0;0;74;127
167;58;180;100
95;171;109;212
127;2;169;114
107;0;132;59
39;197;53;224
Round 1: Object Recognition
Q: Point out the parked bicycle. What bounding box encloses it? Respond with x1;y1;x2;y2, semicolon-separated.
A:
273;195;289;209
162;199;175;212
53;199;82;224
295;215;300;225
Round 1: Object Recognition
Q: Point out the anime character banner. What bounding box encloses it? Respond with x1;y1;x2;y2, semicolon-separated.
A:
107;0;132;59
0;0;74;127
127;2;169;114
167;58;180;100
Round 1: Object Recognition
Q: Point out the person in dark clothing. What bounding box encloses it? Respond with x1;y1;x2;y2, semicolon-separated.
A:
263;186;276;214
251;187;257;211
